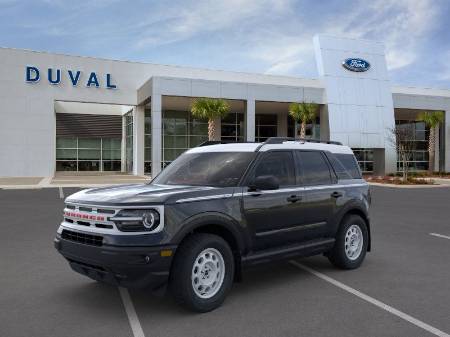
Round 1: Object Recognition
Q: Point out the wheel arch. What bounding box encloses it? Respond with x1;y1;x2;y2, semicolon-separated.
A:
171;212;248;281
340;207;371;252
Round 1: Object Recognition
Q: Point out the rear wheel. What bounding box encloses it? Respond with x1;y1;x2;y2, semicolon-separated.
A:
327;214;368;269
169;233;234;312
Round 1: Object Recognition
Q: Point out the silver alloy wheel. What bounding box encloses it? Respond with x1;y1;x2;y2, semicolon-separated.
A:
191;248;226;299
344;224;363;261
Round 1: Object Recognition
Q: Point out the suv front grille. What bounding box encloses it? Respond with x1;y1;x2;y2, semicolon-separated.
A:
63;204;119;231
62;229;103;247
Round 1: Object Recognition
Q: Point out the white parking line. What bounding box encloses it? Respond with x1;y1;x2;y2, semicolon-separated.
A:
118;287;146;337
290;261;450;337
58;187;64;199
430;233;450;240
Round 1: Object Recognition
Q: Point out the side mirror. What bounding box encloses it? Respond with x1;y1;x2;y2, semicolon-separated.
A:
250;175;280;191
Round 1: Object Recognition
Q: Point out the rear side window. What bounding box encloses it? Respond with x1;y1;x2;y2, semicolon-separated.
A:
297;151;332;186
334;154;362;179
253;151;296;186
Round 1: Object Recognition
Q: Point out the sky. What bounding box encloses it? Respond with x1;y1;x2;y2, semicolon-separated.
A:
1;0;449;88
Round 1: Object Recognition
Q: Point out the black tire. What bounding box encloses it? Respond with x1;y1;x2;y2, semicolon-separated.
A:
169;233;235;312
327;214;368;269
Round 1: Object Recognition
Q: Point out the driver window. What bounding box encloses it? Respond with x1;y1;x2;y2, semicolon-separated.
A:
253;151;295;186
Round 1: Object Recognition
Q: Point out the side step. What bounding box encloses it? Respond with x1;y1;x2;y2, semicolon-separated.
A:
241;238;335;267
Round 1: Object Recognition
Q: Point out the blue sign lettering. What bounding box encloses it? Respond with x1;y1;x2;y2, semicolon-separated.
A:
26;66;40;82
86;72;100;87
25;66;117;89
68;70;81;86
106;73;116;89
48;68;61;84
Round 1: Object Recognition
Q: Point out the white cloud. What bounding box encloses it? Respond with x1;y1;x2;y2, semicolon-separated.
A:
325;0;440;70
135;0;293;49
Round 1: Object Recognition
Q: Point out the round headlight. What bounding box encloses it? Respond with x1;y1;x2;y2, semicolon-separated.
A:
142;210;160;231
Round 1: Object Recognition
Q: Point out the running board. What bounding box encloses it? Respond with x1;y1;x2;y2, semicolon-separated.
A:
241;238;335;267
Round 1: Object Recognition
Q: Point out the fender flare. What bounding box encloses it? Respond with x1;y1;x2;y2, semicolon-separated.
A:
335;201;371;251
171;211;249;254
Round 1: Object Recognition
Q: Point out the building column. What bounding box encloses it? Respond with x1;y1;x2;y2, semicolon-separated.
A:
277;111;288;137
151;94;162;178
319;105;330;141
212;116;221;141
132;106;145;176
246;99;255;142
121;114;126;172
434;125;440;171
445;110;450;172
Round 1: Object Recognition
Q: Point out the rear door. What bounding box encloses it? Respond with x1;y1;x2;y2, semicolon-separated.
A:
295;150;342;239
242;150;307;250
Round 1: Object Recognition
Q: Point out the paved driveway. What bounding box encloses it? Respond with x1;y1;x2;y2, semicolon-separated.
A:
0;186;449;337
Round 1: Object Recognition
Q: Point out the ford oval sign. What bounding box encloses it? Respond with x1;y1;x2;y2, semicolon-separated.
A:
342;58;370;72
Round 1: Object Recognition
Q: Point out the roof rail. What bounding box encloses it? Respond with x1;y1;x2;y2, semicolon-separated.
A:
198;140;224;147
255;137;342;151
198;140;256;147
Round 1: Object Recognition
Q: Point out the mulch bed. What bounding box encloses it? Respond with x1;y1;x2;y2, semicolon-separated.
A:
364;176;435;185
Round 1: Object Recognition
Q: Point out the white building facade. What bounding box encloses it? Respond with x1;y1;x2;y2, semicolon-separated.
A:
0;35;449;178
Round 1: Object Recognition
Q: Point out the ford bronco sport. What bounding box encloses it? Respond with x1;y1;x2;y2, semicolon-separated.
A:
55;137;371;312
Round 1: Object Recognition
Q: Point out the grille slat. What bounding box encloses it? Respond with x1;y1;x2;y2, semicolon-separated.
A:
62;229;103;247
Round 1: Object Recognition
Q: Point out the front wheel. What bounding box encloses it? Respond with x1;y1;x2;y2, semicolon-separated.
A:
327;214;368;269
169;233;234;312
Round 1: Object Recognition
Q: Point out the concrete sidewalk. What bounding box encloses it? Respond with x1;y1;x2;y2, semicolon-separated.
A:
0;174;150;189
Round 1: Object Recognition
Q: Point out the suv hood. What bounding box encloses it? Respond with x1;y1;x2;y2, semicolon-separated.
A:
65;183;219;206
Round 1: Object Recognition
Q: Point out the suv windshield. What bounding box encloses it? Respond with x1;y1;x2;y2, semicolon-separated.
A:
152;152;256;187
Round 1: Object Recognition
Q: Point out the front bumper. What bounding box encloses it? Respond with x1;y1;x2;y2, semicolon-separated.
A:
54;233;176;289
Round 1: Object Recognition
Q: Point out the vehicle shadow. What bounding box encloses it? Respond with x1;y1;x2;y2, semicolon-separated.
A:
128;258;316;317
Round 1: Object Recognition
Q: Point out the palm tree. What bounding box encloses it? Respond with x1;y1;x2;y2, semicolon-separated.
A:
417;111;444;173
191;98;230;141
289;102;319;139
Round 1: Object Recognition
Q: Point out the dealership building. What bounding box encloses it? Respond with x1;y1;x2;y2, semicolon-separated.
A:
1;35;449;179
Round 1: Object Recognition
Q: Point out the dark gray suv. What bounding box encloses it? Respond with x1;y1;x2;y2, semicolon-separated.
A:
55;137;371;312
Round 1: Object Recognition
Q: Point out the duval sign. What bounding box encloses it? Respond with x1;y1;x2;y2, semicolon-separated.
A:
25;66;117;89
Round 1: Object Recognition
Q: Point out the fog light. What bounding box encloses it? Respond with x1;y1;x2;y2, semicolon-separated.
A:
160;250;173;257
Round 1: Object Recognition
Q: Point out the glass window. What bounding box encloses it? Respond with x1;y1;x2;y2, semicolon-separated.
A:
56;137;77;148
78;161;100;171
297;151;332;185
56;136;122;172
153;152;256;187
161;110;208;168
352;148;374;174
56;149;77;160
221;112;244;143
256;114;277;142
334;154;362;179
102;138;121;151
253;151;296;186
56;161;77;171
103;161;121;171
287;115;320;139
78;138;101;149
78;149;101;160
395;119;430;172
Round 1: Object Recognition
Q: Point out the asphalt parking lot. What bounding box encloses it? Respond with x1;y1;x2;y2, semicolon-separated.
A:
1;186;449;337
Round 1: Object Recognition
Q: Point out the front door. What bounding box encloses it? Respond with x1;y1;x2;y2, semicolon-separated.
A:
242;151;306;251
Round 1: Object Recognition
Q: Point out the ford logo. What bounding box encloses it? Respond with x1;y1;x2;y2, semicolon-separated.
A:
342;58;370;72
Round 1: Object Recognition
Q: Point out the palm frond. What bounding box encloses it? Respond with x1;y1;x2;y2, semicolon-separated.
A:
288;102;319;123
191;98;230;120
417;111;444;128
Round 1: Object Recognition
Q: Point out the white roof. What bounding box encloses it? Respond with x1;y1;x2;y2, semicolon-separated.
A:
187;141;354;155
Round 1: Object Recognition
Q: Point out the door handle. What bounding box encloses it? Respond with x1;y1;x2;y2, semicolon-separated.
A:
331;191;343;198
287;195;302;203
